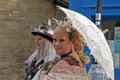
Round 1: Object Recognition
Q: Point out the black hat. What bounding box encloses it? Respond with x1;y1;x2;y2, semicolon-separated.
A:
31;23;53;42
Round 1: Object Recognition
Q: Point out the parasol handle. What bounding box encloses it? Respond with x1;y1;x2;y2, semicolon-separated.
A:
102;29;109;34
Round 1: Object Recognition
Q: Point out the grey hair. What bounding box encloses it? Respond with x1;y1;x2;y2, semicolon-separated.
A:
25;37;57;67
38;38;57;62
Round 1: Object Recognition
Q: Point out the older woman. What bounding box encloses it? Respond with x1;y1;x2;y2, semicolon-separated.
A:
39;21;90;80
23;23;58;80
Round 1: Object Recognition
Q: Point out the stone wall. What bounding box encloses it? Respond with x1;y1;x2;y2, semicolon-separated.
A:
0;0;65;80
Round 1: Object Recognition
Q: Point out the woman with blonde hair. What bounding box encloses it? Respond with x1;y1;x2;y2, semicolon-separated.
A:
39;21;90;80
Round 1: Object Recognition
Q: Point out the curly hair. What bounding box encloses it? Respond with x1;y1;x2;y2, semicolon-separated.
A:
54;21;90;64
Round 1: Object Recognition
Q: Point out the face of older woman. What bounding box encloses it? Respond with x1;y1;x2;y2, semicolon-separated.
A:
34;35;43;50
53;33;73;56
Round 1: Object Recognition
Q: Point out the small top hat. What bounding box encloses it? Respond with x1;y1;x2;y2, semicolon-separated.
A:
31;23;54;42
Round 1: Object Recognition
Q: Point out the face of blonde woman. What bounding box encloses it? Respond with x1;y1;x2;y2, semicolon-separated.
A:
34;35;43;50
53;33;73;56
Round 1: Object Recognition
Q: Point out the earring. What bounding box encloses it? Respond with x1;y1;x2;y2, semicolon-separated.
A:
72;45;74;52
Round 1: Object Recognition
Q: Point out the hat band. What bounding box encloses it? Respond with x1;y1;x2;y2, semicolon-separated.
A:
44;31;53;37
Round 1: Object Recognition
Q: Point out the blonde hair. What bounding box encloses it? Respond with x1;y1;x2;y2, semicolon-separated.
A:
54;22;90;64
72;28;90;64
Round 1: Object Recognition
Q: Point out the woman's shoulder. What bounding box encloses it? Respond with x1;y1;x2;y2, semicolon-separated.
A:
39;56;88;80
50;57;87;74
44;59;88;80
62;56;80;66
50;56;80;71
